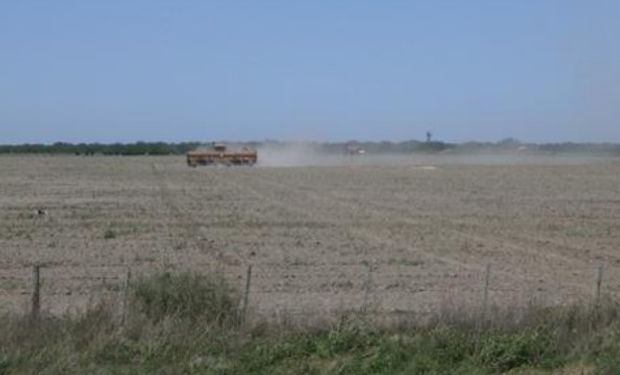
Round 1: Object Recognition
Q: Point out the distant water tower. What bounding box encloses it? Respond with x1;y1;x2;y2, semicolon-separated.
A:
426;131;432;143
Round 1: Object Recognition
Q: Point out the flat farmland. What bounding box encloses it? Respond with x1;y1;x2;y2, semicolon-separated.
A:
1;155;620;319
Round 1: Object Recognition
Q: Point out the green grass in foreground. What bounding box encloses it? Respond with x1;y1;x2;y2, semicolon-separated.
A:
1;271;620;374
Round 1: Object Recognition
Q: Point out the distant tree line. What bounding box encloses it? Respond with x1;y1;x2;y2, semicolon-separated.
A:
0;142;201;155
0;140;618;156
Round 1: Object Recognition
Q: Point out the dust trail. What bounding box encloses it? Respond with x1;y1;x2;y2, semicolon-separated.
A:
256;143;340;167
254;143;617;168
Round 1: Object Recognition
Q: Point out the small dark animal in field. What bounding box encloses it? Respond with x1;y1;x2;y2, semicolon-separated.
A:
36;209;47;216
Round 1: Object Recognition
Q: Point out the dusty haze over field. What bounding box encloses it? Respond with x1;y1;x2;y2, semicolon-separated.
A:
255;143;617;167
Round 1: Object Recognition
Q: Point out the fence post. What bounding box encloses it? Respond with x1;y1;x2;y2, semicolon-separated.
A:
121;267;132;326
475;264;492;351
361;262;373;314
240;264;253;324
595;264;604;306
31;264;41;320
482;264;491;323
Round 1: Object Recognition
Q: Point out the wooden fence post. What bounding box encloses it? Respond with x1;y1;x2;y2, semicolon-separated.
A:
240;264;253;324
31;264;41;320
482;264;491;323
475;264;492;351
361;263;373;314
121;267;132;325
595;264;604;306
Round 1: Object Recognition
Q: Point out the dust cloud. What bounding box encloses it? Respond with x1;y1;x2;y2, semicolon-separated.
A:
254;143;615;168
256;143;340;167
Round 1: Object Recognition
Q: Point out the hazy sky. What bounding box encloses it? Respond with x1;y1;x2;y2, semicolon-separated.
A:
1;1;619;144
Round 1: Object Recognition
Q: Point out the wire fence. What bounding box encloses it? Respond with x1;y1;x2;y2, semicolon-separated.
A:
5;259;614;325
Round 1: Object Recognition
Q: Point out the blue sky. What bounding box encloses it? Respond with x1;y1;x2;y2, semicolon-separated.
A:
1;1;619;144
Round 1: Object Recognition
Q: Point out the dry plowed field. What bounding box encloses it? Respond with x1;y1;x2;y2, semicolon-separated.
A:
1;155;620;319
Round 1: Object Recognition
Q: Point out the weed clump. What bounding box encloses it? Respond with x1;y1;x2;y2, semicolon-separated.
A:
130;271;238;325
103;228;117;239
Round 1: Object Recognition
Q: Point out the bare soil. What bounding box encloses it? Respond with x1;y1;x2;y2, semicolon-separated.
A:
1;154;619;319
